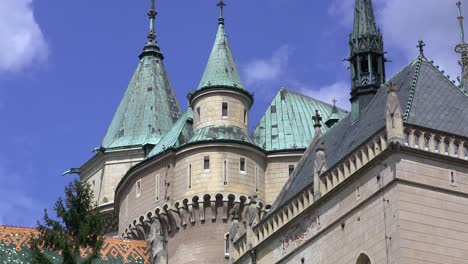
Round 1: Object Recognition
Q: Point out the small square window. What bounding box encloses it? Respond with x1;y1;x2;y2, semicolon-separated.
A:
289;165;295;177
240;157;246;173
136;180;142;198
222;102;228;118
204;156;210;171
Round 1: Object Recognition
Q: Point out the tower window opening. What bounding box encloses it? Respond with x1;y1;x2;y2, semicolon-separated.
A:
188;164;192;189
136;180;142;198
222;102;228;118
204;156;210;171
197;107;201;122
289;165;295;177
240;157;246;173
244;109;247;124
224;233;230;258
223;160;228;185
155;174;160;201
255;166;259;192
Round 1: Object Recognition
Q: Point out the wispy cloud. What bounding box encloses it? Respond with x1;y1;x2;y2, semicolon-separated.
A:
0;0;48;73
243;45;291;86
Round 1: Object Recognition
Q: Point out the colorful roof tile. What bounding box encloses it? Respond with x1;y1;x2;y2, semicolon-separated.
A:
251;88;347;152
0;226;150;263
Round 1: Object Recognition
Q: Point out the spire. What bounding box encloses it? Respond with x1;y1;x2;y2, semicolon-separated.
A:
349;0;386;122
196;0;245;90
352;0;379;39
455;0;468;93
140;0;163;59
325;98;340;128
217;0;226;25
101;0;181;149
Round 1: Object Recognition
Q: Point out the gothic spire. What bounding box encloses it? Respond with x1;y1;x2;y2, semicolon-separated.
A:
349;0;386;122
197;0;245;90
455;0;468;93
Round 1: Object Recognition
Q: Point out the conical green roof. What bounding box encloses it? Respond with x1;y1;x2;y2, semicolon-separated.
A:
101;41;181;149
197;22;245;90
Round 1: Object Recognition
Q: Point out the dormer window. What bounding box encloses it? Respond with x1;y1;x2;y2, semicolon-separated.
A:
222;102;228;118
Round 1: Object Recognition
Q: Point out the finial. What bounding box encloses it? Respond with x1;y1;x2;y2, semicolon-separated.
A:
313;110;322;128
147;0;157;42
388;81;399;94
457;0;466;43
417;39;426;56
217;0;226;25
332;98;337;107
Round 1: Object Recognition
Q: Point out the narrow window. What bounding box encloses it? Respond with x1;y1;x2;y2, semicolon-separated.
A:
450;171;456;186
136;180;142;198
222;102;228;118
223;160;228;185
204;156;210;171
197;107;201;122
224;233;230;258
255;166;259;192
244;109;247;124
289;165;295;177
240;157;246;173
188;164;192;189
356;186;361;199
155;174;160;201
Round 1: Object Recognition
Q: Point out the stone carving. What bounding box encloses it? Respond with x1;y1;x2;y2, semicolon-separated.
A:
145;219;168;264
273;211;320;259
386;82;404;144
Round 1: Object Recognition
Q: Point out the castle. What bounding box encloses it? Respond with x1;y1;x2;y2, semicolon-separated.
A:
68;0;468;263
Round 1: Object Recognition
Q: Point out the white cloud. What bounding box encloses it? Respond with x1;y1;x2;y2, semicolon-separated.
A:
298;81;351;111
0;0;48;73
243;45;291;86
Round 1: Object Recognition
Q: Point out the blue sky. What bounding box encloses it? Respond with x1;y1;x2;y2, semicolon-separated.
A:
0;0;465;227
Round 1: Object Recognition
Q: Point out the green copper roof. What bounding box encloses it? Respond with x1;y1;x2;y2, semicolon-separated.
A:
147;108;193;158
197;22;245;90
101;43;181;149
252;88;347;152
190;125;254;145
353;0;379;39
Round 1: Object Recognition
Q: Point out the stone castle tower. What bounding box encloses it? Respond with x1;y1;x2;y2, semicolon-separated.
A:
68;0;468;263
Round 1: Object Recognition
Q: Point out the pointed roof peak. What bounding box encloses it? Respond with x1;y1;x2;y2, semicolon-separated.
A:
140;0;163;60
217;0;226;25
196;1;245;91
353;0;379;39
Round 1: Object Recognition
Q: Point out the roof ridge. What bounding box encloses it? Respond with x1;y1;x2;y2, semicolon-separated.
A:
403;55;425;121
280;87;348;112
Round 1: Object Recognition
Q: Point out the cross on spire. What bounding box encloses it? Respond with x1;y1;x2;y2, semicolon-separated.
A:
217;0;226;25
417;39;426;56
332;98;337;107
147;0;157;42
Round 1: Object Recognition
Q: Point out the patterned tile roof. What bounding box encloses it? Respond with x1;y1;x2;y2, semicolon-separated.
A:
0;226;150;264
251;88;348;152
271;54;468;213
101;42;181;149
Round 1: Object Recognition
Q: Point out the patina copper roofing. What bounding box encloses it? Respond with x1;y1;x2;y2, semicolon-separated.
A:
252;88;347;152
101;2;181;149
0;226;150;263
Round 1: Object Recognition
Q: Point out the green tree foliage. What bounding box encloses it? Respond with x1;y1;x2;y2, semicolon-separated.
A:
31;179;104;264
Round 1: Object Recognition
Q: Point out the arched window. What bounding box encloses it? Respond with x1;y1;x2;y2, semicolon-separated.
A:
356;253;372;264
